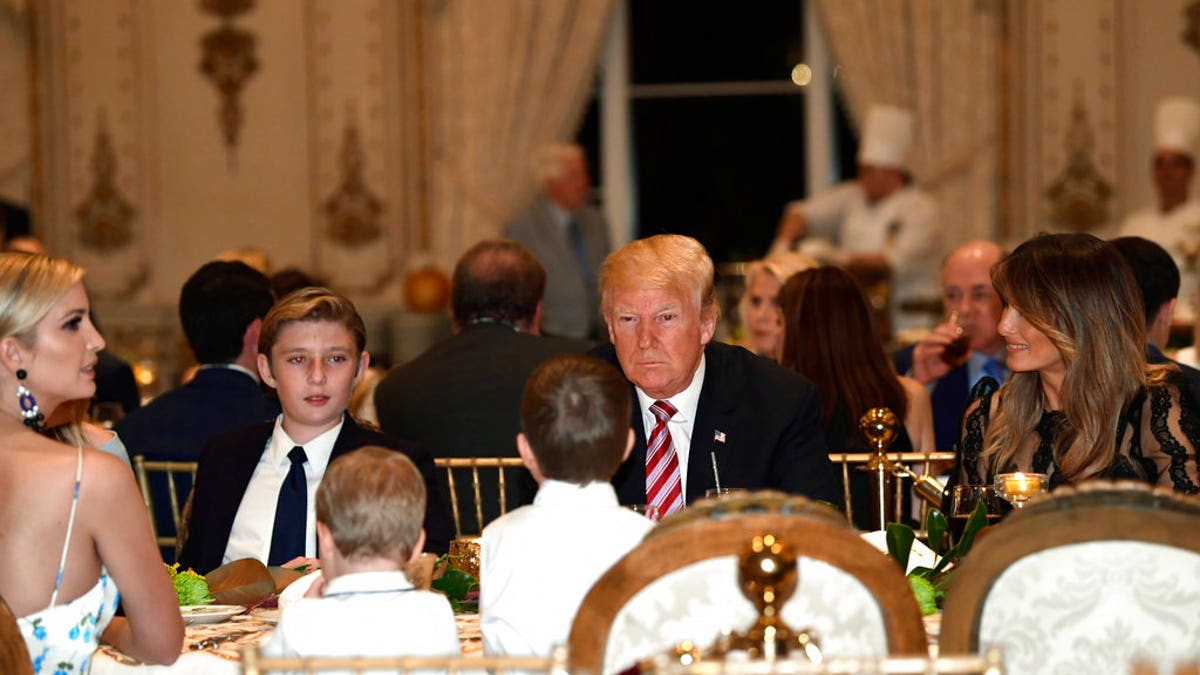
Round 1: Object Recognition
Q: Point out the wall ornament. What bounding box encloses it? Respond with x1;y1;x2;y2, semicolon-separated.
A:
1044;84;1112;232
74;111;135;253
323;107;383;247
198;0;259;167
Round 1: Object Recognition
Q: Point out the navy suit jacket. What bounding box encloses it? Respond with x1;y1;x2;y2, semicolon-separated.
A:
177;415;452;574
594;341;842;508
893;344;970;452
115;367;280;462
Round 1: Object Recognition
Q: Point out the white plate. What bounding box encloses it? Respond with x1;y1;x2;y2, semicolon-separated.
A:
180;604;244;625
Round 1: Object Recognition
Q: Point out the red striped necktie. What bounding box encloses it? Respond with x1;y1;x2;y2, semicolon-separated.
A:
646;400;684;517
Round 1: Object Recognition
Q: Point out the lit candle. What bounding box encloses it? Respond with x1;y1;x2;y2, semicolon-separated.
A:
1004;472;1041;498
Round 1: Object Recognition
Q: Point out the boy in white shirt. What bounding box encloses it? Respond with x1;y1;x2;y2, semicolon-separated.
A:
481;354;655;657
264;446;459;658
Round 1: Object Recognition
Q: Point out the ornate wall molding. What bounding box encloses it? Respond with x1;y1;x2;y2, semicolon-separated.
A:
1044;84;1114;231
75;109;135;251
198;0;258;167
323;105;383;248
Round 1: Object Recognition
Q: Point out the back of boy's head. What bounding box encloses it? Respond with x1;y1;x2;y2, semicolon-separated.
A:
520;354;631;484
180;260;274;364
316;446;426;562
257;286;367;359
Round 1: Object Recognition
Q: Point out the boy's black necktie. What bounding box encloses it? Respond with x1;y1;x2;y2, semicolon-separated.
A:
268;445;308;565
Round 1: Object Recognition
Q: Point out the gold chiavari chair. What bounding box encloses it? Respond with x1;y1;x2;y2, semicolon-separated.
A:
434;456;526;537
240;643;569;674
132;454;198;549
827;451;956;527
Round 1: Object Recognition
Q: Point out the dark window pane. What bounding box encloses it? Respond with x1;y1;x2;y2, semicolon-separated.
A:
632;95;806;263
630;2;804;85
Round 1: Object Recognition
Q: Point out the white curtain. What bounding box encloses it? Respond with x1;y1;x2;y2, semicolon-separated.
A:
420;0;614;270
812;0;998;245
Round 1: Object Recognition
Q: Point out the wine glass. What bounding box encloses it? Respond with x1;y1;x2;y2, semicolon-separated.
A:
993;472;1048;509
940;310;972;366
948;485;1002;546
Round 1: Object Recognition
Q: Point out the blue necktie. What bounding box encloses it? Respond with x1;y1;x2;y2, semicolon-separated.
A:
267;446;308;566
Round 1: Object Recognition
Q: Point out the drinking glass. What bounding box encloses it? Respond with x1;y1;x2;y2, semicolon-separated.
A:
948;485;1002;545
704;488;740;499
993;472;1048;509
627;504;662;522
940;310;972;366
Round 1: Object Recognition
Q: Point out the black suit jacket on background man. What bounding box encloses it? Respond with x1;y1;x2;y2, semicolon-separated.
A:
178;414;452;574
594;341;842;508
893;344;970;452
374;323;591;533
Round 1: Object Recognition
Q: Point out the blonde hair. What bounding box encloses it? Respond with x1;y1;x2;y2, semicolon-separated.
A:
0;253;85;345
258;287;366;359
316;446;426;563
983;234;1166;483
600;234;719;322
736;251;818;331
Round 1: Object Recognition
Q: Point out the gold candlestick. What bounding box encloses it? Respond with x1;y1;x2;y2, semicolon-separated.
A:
859;407;899;531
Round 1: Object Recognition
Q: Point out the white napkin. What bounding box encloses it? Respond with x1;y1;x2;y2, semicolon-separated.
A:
859;530;940;574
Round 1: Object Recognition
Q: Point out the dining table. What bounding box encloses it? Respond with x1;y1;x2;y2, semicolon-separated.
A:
89;610;482;675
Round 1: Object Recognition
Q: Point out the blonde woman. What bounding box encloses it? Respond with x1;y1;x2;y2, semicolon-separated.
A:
0;254;182;670
955;234;1200;493
736;251;816;360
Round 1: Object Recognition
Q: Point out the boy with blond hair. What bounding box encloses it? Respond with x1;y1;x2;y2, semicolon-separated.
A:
480;354;653;657
179;287;451;573
263;446;459;657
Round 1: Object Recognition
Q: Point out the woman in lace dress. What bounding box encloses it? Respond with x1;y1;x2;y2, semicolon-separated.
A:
954;233;1200;494
0;254;182;672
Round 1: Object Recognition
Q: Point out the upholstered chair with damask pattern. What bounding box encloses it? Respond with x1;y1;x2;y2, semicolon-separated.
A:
941;481;1200;675
567;492;927;675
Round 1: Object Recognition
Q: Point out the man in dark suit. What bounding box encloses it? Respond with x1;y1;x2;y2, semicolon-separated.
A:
116;260;279;462
593;234;840;515
893;241;1007;451
503;143;611;340
374;239;590;534
179;288;451;573
1112;236;1200;402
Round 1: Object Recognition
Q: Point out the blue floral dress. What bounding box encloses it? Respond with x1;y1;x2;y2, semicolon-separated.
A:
17;446;121;673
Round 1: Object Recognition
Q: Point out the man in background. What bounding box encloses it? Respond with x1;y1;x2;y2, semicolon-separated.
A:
894;240;1007;451
374;239;591;534
117;260;279;462
1119;97;1200;320
772;105;942;334
1111;236;1200;403
504;143;611;340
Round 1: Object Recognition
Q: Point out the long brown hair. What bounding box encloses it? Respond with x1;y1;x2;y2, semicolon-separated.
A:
778;266;907;429
985;233;1164;482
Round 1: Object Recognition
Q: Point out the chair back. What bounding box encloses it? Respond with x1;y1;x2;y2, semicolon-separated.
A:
132;454;198;550
569;491;926;675
434;456;526;537
941;481;1200;675
0;595;34;675
240;643;568;674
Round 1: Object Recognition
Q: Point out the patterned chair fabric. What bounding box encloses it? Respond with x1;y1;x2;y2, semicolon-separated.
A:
941;481;1200;675
569;492;926;675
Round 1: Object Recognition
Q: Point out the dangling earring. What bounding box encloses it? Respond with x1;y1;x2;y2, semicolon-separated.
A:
16;369;45;433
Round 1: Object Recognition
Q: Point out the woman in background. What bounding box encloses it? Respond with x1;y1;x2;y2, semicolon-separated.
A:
778;266;934;527
736;251;816;360
0;254;182;671
955;233;1200;493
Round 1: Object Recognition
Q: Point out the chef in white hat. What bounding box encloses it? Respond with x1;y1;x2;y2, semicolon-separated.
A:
771;104;942;334
1118;97;1200;320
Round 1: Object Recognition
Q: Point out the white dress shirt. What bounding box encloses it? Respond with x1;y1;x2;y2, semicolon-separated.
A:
480;480;654;657
777;182;943;332
634;356;706;499
223;416;343;564
263;570;460;659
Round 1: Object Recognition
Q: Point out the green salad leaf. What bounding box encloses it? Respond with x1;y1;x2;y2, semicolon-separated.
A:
166;563;215;606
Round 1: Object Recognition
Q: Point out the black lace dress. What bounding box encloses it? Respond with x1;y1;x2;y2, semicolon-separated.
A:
953;382;1200;494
